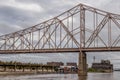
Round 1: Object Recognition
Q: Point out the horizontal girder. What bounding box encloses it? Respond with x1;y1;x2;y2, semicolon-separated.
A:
0;47;119;54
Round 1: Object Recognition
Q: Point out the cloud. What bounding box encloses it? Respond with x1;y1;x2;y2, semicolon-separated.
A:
0;53;78;64
0;0;43;12
0;22;23;35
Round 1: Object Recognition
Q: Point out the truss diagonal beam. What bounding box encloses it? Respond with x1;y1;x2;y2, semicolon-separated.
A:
86;14;110;47
110;17;120;47
56;18;80;48
41;24;59;49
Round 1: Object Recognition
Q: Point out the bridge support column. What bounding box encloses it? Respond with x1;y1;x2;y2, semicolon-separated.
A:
78;51;87;76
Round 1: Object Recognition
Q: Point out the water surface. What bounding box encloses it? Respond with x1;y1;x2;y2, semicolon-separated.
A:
0;71;120;80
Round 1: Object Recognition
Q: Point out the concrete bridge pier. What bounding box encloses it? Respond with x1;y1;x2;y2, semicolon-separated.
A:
78;51;87;76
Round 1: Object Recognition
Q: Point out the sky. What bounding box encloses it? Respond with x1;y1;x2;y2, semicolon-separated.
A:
0;0;120;68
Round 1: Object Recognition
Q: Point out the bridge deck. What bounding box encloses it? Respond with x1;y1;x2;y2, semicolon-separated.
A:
0;47;119;54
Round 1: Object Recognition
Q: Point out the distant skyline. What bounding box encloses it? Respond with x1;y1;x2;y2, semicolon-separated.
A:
0;0;120;68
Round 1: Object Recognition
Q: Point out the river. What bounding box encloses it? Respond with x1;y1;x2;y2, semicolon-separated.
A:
0;71;120;80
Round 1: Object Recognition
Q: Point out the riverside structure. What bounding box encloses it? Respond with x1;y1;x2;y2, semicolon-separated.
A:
91;60;113;72
0;61;77;74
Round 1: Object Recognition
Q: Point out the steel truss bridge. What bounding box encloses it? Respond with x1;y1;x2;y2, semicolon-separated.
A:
0;4;120;75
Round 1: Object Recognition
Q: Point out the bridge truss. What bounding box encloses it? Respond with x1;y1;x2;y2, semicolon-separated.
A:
0;4;120;53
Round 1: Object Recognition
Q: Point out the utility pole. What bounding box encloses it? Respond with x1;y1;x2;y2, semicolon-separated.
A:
93;56;96;63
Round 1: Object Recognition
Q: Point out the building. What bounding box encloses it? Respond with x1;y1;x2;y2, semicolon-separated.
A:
57;62;78;73
47;62;64;66
66;62;77;67
91;60;113;72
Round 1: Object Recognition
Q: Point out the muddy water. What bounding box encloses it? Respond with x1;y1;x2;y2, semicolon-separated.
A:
0;71;119;80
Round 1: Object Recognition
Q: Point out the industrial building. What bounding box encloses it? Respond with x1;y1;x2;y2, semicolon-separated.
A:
92;60;113;72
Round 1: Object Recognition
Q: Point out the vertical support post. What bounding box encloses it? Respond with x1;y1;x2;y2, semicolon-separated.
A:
13;36;15;50
53;65;55;72
4;38;7;50
23;66;24;72
30;66;32;72
14;63;16;72
36;67;38;72
108;18;111;47
32;32;34;49
4;66;6;72
78;51;87;76
80;4;85;47
47;67;48;72
42;66;43;73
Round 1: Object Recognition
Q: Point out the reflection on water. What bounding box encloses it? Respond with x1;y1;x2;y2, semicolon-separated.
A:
0;71;120;80
78;76;87;80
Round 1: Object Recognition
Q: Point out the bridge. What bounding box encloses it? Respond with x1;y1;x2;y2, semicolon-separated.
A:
0;4;120;76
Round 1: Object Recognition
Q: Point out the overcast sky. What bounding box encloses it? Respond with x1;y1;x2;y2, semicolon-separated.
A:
0;0;120;68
